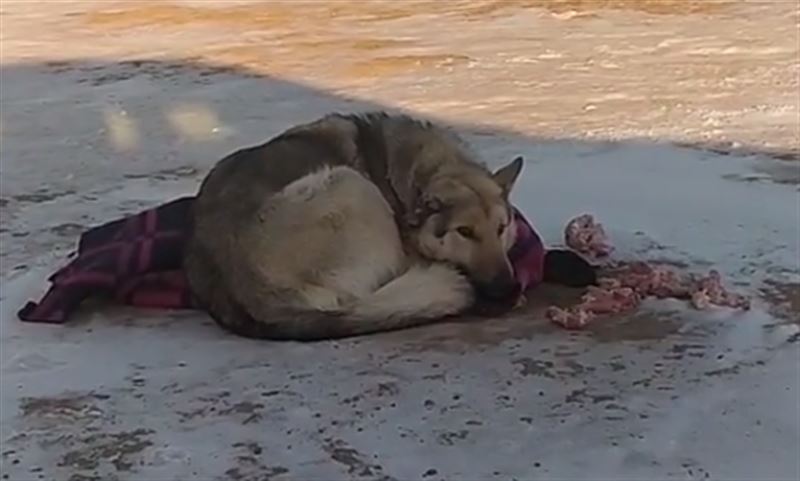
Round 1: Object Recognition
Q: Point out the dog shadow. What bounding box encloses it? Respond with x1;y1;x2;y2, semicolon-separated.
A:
0;56;795;347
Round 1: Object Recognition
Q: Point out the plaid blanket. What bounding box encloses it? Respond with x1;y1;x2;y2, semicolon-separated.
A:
17;198;545;324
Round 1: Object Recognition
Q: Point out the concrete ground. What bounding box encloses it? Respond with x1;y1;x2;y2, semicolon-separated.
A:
0;1;798;480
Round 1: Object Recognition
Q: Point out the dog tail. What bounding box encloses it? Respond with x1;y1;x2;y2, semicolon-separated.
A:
542;249;598;287
217;264;474;341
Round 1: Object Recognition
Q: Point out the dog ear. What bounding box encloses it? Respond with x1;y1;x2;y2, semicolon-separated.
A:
422;195;443;214
492;156;523;195
406;193;444;228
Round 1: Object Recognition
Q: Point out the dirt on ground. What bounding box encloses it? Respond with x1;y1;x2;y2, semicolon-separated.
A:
0;2;798;480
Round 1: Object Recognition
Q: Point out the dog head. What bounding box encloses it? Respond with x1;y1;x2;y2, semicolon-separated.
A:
409;156;524;301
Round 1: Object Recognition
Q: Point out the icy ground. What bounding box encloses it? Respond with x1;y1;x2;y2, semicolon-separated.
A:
0;1;798;480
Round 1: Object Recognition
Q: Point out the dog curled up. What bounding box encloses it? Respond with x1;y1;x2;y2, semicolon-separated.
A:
184;112;591;341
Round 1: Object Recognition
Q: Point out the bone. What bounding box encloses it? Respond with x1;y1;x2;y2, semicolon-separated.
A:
564;213;613;258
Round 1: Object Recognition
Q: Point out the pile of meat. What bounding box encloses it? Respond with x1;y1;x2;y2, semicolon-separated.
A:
564;213;613;258
546;214;750;330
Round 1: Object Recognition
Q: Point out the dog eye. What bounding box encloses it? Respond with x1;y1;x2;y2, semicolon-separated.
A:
456;226;475;239
497;224;506;236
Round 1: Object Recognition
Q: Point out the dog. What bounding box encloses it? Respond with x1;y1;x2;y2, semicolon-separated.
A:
185;112;588;341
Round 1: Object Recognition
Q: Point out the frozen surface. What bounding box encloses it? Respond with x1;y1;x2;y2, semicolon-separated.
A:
1;1;798;480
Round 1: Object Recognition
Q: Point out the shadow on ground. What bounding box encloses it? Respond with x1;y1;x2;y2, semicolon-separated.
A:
0;58;797;481
1;57;795;326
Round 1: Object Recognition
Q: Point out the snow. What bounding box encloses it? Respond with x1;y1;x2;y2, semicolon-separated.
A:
1;1;798;480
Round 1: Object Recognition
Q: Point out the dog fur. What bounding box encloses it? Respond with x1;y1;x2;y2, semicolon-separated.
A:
184;112;524;340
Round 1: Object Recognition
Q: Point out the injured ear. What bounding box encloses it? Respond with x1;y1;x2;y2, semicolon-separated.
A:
406;194;444;228
422;194;443;214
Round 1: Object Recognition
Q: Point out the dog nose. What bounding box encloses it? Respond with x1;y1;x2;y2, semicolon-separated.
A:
479;273;520;301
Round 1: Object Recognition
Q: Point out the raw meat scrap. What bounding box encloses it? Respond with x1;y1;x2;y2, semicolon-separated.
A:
545;284;641;329
581;285;641;314
547;262;750;330
546;305;595;330
650;267;693;299
604;263;750;310
690;270;751;310
604;261;692;298
548;214;751;330
690;289;712;310
564;214;613;258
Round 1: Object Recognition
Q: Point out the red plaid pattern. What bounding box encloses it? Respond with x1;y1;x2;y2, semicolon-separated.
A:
17;198;546;324
17;197;196;323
